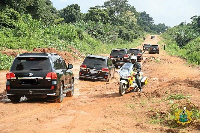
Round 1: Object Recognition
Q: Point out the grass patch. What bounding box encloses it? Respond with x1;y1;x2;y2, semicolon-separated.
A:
166;93;189;100
126;104;135;109
148;110;166;125
148;101;200;129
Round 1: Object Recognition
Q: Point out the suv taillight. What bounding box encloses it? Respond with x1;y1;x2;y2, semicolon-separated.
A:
124;55;129;58
80;64;87;69
46;72;57;79
102;68;109;72
6;72;16;79
110;56;114;59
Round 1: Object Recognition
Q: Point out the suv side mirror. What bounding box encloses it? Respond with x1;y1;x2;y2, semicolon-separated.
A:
68;64;73;69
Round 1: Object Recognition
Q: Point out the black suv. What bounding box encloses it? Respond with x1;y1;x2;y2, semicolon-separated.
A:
110;48;129;68
79;55;115;81
151;35;155;39
128;48;143;62
6;53;74;103
143;44;151;51
149;45;159;54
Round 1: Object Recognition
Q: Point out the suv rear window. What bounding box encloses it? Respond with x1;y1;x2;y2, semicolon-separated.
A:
83;57;106;69
111;49;126;56
128;49;141;55
151;45;159;48
11;57;51;71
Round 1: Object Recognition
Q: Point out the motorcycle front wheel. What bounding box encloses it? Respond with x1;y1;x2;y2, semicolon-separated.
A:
119;82;126;96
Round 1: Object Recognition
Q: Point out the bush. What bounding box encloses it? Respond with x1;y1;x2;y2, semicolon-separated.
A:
162;28;200;65
0;53;14;70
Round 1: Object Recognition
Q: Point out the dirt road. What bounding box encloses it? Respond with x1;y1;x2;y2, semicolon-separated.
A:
0;35;199;133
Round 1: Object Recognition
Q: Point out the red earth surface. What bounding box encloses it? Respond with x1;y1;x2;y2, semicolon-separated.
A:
0;35;199;133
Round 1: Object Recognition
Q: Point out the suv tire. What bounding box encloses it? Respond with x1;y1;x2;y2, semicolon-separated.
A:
9;96;21;103
56;84;64;103
66;80;74;97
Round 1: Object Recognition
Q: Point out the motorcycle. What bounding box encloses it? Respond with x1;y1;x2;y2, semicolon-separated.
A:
118;63;148;96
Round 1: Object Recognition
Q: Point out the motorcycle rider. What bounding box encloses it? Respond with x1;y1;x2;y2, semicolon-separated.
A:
130;56;142;92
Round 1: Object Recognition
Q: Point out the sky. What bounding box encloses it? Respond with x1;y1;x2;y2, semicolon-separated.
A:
50;0;200;27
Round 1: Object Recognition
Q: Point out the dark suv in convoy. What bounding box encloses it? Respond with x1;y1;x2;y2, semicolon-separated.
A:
128;48;143;62
110;48;129;68
6;53;74;103
143;44;151;51
149;45;159;54
79;55;115;81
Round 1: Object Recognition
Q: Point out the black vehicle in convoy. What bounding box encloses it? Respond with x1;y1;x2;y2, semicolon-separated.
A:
143;44;151;51
149;45;159;54
110;48;129;68
151;35;155;39
79;55;115;81
6;53;74;103
128;48;143;62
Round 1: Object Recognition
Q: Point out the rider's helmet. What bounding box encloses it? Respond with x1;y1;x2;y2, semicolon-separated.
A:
130;56;137;64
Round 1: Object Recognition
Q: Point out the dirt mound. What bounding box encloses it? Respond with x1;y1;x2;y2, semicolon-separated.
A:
0;49;28;57
33;47;75;63
0;46;83;63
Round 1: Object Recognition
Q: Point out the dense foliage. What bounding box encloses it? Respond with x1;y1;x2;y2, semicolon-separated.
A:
0;0;169;70
0;53;14;70
1;0;58;25
162;16;200;65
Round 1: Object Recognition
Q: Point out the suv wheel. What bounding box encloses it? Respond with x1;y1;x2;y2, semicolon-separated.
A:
105;75;110;82
66;79;74;97
9;96;21;103
56;84;64;103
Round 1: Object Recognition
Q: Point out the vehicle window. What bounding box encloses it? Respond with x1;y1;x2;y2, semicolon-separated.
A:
11;57;51;71
128;49;139;55
53;58;67;69
151;45;159;48
111;50;126;56
83;57;106;69
120;63;133;70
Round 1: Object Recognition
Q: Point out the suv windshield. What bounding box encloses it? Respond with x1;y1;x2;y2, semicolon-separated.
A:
128;49;141;55
11;57;51;71
83;57;106;69
111;49;126;56
144;44;151;46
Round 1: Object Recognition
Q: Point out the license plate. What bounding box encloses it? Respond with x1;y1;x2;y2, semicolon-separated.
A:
90;70;97;74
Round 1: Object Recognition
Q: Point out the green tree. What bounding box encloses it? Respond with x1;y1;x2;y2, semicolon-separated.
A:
191;15;200;33
59;4;82;23
104;0;130;16
138;11;154;32
4;0;58;25
85;7;110;24
0;8;20;28
152;23;169;33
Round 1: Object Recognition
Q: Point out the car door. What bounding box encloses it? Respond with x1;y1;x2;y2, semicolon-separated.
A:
59;59;71;89
53;57;66;86
66;63;74;88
